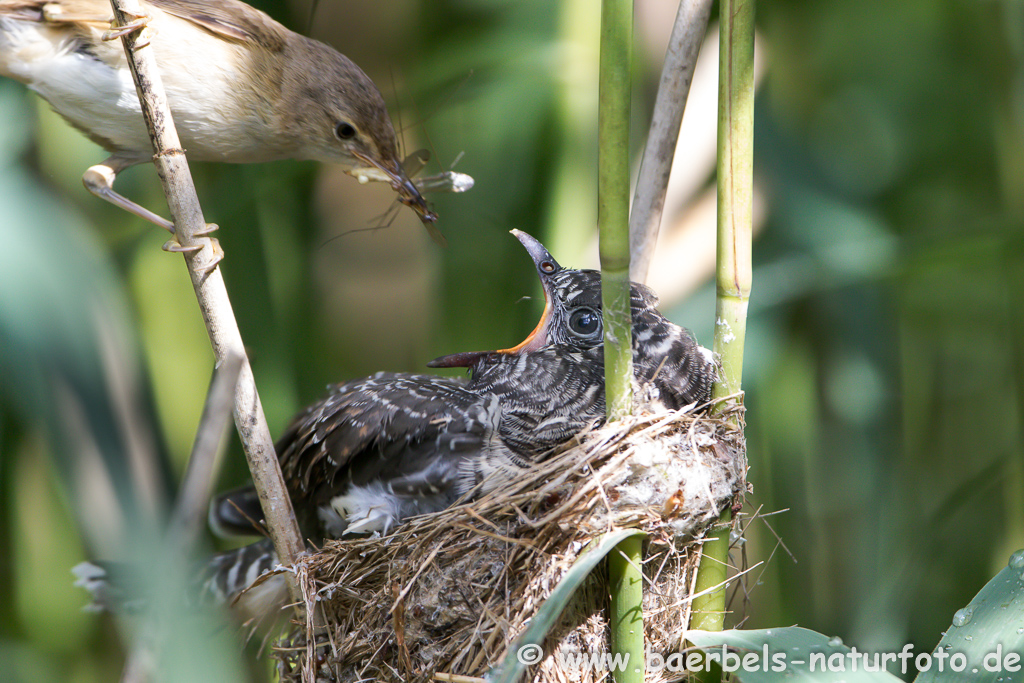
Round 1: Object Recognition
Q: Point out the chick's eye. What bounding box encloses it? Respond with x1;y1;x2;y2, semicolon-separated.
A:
335;122;357;140
568;308;601;337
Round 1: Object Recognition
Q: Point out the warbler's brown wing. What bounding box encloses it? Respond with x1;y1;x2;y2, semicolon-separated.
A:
0;0;287;47
147;0;287;49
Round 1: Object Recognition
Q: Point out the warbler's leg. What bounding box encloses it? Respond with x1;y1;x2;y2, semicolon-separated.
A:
85;155;223;271
83;154;175;233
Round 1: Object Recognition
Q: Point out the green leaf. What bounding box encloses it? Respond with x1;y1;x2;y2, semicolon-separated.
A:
914;548;1024;683
685;550;1024;683
488;529;646;683
685;627;903;682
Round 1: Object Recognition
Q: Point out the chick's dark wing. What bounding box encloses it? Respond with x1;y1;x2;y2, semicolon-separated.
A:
276;373;491;500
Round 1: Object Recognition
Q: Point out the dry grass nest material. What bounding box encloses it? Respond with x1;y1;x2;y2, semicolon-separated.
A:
276;401;747;683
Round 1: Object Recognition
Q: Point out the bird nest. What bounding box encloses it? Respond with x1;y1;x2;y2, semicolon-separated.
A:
273;401;747;683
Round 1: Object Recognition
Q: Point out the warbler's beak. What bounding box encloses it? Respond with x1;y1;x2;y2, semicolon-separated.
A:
426;230;562;369
348;151;444;245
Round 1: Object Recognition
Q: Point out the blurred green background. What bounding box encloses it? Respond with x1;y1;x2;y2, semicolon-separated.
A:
2;0;1023;680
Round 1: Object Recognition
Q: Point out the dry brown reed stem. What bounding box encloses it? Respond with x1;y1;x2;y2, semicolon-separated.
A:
106;0;306;599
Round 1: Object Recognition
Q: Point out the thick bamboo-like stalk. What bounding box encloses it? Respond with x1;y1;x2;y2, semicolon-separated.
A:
690;0;754;642
690;508;733;630
608;534;645;683
629;0;715;284
107;0;306;595
599;0;634;422
598;1;641;681
711;0;754;406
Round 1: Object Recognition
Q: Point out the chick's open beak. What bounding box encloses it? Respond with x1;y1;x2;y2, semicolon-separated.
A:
426;230;561;369
494;230;562;354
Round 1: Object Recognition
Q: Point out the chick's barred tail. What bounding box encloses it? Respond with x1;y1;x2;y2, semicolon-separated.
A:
199;538;288;612
72;538;292;621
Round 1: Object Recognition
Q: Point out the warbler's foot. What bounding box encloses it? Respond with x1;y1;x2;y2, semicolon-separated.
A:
163;234;224;274
102;11;150;42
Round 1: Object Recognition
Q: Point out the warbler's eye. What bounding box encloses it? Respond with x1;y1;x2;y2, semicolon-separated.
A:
335;122;357;140
568;308;601;337
540;260;556;273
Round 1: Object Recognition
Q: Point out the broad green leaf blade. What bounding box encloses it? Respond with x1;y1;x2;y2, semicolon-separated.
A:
915;548;1024;683
686;627;904;682
487;529;646;683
